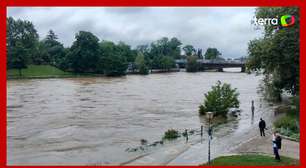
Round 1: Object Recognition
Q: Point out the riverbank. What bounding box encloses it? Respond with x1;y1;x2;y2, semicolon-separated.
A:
7;65;244;80
7;65;181;79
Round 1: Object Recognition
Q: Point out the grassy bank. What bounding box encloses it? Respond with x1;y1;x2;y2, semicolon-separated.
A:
7;65;73;78
203;154;299;166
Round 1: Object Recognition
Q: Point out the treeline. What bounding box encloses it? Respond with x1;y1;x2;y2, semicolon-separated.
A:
247;7;299;98
7;17;222;76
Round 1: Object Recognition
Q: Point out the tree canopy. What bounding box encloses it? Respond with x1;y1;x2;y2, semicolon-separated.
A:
204;48;222;60
65;31;100;73
246;7;299;98
199;81;240;116
183;45;196;57
7;17;227;77
7;17;39;74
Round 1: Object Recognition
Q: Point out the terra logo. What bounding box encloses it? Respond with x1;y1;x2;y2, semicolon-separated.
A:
252;15;295;27
280;15;295;27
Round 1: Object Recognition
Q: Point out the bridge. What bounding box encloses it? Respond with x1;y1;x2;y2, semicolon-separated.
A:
175;59;246;72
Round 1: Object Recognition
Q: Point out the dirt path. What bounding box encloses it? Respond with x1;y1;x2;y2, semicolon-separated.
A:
231;130;300;159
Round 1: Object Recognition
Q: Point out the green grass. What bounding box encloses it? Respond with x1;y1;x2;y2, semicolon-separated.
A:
7;65;73;78
203;154;299;166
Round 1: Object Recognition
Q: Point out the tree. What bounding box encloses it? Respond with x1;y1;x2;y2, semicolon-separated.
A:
204;48;222;59
135;53;149;75
9;42;28;76
197;48;203;59
186;55;199;72
34;41;50;65
117;41;137;63
183;45;196;57
7;17;39;73
148;37;180;70
99;41;128;76
160;56;175;71
42;30;65;66
247;7;299;99
199;81;240;116
168;37;182;59
66;31;100;73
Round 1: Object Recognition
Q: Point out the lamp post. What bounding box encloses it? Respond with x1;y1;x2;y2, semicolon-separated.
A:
206;112;214;165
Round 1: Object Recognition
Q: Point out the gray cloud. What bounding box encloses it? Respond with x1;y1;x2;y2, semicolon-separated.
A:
7;7;262;58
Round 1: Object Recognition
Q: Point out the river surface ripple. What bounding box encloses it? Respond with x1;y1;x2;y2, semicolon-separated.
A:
7;70;275;165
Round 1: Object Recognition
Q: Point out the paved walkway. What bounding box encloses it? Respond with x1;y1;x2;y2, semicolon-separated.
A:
123;130;299;165
232;132;300;159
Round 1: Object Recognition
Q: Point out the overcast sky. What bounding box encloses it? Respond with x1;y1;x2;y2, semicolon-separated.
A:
7;7;263;58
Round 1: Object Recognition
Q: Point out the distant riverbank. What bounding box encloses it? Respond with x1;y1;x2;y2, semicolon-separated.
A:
7;65;182;80
7;65;243;80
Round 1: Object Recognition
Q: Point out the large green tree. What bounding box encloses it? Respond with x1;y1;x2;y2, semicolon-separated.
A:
65;31;100;73
183;45;196;57
149;37;181;69
117;41;137;63
42;30;65;66
99;41;128;76
7;17;39;75
204;48;222;60
199;81;240;116
247;7;299;99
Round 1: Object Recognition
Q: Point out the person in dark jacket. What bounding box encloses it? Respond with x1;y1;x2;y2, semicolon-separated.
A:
273;132;281;161
259;118;266;136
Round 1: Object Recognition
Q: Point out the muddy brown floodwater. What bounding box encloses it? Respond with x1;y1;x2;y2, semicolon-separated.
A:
7;69;276;165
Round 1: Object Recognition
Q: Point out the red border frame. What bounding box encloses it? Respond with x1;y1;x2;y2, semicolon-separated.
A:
1;0;305;168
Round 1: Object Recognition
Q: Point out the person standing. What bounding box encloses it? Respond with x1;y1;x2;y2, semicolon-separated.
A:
251;100;255;116
273;132;281;161
259;118;266;136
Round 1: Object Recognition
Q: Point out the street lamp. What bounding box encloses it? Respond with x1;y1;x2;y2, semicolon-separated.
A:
206;112;214;165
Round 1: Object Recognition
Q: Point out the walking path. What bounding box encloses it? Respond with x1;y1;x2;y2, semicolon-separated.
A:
232;131;299;159
123;129;299;165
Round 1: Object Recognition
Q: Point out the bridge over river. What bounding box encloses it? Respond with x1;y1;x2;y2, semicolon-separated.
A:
176;59;246;72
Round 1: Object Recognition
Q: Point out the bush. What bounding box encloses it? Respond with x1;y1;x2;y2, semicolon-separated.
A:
274;115;299;134
163;129;179;140
274;116;299;133
199;81;239;116
138;64;149;75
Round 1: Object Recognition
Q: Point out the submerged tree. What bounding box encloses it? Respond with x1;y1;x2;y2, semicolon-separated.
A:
199;81;240;116
186;55;199;72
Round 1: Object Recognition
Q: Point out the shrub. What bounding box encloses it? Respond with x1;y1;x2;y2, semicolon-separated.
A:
199;81;239;116
163;129;179;140
274;115;299;134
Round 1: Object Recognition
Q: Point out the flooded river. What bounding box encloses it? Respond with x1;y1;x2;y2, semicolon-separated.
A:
7;70;276;165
